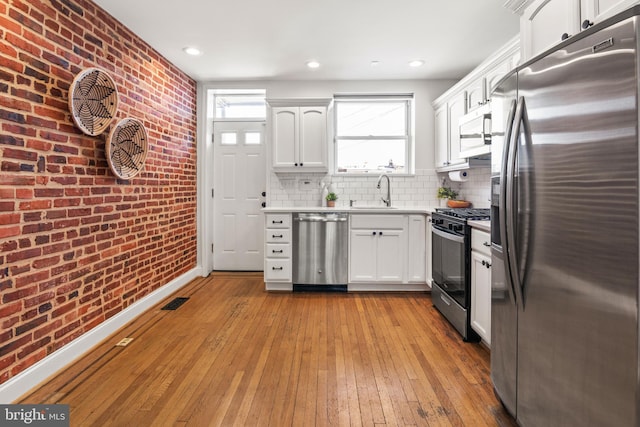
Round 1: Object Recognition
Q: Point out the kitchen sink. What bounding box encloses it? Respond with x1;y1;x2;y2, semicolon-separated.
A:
350;206;398;210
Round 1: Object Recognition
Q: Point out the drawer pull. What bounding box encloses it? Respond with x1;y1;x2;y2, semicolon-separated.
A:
483;241;491;247
272;249;283;254
272;266;283;271
272;220;283;224
272;234;283;238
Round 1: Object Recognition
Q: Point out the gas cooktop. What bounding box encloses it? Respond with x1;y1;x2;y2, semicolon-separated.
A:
435;208;491;221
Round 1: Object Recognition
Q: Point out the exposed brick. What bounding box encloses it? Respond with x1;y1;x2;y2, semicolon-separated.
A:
0;0;196;385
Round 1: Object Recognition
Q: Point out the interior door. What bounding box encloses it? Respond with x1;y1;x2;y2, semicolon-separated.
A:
213;121;266;270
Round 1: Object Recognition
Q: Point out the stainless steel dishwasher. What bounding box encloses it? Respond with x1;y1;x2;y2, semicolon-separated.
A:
293;212;348;291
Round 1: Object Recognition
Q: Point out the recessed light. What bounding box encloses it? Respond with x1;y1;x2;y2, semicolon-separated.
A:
409;60;425;67
306;60;320;69
183;47;202;56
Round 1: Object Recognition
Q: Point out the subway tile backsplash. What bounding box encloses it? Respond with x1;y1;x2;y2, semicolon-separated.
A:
268;167;491;209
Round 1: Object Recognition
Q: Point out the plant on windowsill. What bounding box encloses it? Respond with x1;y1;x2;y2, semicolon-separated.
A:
326;192;338;207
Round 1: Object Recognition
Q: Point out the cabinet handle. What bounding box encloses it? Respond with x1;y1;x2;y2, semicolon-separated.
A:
272;266;283;271
300;162;303;166
486;262;491;269
582;19;594;30
272;249;283;254
261;202;266;208
561;33;571;41
272;234;283;238
372;231;377;236
262;191;266;197
272;220;283;224
294;163;298;166
483;241;491;247
379;231;383;236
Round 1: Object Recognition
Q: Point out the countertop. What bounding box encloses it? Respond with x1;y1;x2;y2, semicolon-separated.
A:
468;220;491;232
263;206;435;214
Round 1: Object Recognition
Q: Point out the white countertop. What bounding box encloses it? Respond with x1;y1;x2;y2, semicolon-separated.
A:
468;220;491;232
263;206;435;214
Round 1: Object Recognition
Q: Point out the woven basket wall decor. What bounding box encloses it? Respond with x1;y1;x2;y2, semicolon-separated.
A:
68;67;119;136
106;118;149;180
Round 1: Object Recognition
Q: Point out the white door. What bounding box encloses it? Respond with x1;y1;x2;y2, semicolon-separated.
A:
213;121;266;270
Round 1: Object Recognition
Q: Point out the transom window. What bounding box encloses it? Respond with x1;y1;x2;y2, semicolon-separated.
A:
213;90;266;119
334;95;413;174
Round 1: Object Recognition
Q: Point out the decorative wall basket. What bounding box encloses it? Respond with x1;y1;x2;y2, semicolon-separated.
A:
106;118;148;179
68;67;118;136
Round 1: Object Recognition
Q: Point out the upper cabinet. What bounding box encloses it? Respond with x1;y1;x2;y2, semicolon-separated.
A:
518;0;640;60
267;98;331;172
432;35;519;172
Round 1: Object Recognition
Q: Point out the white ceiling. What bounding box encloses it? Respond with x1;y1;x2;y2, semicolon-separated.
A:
93;0;520;82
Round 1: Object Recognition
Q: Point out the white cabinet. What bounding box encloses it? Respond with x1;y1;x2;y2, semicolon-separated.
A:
471;228;492;345
350;215;406;283
432;36;519;171
520;0;639;60
434;105;449;169
268;99;330;172
466;77;486;112
407;215;426;282
264;213;293;290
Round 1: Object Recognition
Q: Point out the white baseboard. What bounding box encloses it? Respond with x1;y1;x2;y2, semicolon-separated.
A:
0;266;204;403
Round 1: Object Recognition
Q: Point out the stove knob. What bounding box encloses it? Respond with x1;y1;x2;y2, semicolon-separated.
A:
453;224;463;232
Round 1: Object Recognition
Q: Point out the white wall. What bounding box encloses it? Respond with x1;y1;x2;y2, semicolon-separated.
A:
201;79;491;209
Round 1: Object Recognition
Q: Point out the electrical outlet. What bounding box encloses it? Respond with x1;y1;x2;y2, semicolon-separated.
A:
298;179;314;191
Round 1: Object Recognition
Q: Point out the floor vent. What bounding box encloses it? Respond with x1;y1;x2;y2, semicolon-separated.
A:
162;297;189;310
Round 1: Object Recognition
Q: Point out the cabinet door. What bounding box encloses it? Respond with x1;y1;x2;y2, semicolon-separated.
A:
407;216;426;283
298;106;327;169
521;0;580;60
377;230;405;282
485;59;512;100
466;77;486;112
447;92;467;166
272;107;298;168
349;230;378;282
434;105;449;168
471;251;491;344
582;0;639;23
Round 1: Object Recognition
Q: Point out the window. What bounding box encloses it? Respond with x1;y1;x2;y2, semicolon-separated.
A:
213;91;266;119
334;95;413;174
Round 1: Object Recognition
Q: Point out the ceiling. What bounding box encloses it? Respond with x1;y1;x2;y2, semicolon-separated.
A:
93;0;520;82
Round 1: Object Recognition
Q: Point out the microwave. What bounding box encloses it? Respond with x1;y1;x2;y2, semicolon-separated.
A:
458;103;491;158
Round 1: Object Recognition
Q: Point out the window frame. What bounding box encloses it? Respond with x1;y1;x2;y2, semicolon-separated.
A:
333;94;414;175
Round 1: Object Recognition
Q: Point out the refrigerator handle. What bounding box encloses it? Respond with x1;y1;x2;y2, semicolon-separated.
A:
505;96;526;310
499;98;518;306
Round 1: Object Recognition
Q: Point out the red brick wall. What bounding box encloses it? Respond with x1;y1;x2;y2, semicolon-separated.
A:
0;0;198;384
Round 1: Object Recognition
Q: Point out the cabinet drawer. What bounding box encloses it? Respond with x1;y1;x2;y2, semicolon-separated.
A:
265;214;291;228
266;243;291;258
471;229;491;256
350;214;404;229
264;259;291;282
266;228;291;243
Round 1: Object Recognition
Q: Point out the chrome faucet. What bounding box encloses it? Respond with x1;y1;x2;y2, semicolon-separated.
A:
376;174;391;207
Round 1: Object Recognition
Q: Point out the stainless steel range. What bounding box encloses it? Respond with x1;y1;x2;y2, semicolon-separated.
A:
431;208;490;342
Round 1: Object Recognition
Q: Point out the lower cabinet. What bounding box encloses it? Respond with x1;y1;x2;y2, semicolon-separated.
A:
264;213;293;290
349;214;427;288
471;228;491;345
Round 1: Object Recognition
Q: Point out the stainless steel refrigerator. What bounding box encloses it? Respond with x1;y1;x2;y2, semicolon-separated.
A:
490;6;640;426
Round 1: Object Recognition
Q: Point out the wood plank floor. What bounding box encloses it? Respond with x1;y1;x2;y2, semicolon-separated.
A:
20;273;517;426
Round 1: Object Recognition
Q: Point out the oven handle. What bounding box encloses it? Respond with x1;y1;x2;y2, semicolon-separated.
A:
432;226;465;244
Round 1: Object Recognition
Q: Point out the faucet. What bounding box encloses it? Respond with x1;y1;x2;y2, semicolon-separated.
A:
376;174;391;207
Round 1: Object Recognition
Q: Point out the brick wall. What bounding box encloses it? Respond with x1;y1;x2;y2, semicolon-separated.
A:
0;0;198;384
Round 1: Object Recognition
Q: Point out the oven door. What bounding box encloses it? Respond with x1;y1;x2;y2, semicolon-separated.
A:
432;225;467;307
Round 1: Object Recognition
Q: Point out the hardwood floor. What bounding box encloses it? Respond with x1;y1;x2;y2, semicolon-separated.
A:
21;273;516;426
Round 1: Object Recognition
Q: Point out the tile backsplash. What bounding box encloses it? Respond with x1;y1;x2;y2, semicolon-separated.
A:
268;167;491;209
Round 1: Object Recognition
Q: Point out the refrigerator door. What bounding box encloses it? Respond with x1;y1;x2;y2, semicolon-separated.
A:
515;15;639;426
490;72;518;417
